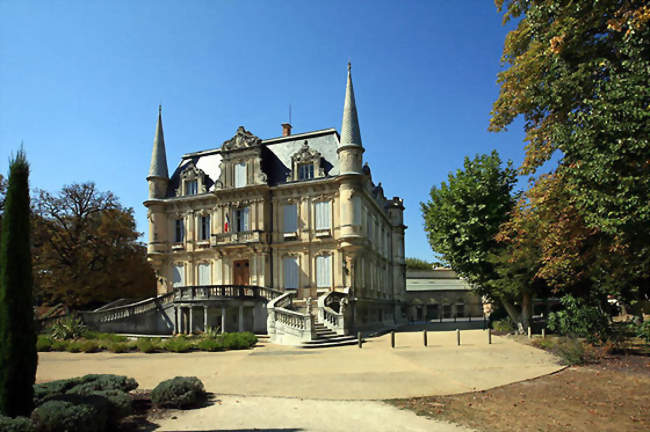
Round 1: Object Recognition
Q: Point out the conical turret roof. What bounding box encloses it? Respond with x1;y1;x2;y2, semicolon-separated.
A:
148;105;169;179
340;63;362;147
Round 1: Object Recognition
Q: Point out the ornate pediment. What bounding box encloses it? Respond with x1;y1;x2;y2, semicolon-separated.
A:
180;162;205;181
222;126;261;151
291;140;322;164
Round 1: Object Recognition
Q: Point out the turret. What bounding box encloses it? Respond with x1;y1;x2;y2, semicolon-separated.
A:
337;63;364;175
147;105;169;199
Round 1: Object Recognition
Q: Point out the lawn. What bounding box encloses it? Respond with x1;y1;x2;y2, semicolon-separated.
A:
389;354;650;432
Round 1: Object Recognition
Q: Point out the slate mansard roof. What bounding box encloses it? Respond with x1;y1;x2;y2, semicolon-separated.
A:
166;128;341;197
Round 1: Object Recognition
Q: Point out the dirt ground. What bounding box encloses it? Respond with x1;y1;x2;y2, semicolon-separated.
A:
389;355;650;432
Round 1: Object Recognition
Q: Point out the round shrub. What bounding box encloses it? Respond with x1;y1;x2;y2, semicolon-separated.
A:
31;395;108;432
151;376;206;408
136;338;158;353
107;342;130;353
0;415;35;432
162;337;192;353
36;335;53;352
34;374;138;406
50;340;67;352
65;341;82;353
197;338;223;352
78;340;100;353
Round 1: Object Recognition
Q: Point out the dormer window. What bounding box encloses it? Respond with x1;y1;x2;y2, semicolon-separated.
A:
186;180;198;195
298;163;314;180
234;162;247;188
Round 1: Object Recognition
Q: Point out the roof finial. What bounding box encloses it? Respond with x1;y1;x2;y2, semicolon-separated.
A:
158;104;162;115
347;62;351;73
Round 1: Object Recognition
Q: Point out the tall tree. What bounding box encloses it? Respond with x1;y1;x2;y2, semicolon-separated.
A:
491;0;650;309
32;182;155;308
0;151;37;417
420;151;537;327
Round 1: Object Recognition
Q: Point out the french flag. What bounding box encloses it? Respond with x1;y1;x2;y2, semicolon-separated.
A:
224;213;230;232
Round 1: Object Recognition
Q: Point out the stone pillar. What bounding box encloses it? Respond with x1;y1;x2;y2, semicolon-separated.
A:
238;304;244;332
188;306;193;334
221;306;226;334
203;305;208;332
173;306;178;335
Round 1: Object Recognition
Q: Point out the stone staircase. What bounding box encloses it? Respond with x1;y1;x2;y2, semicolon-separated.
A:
300;322;358;348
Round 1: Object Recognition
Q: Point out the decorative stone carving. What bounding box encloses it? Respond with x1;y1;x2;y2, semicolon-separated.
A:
221;126;262;151
288;140;325;181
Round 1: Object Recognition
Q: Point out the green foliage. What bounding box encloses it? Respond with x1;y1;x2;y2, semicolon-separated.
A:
162;336;193;353
136;337;159;353
50;340;67;352
33;374;138;407
492;0;650;309
634;321;650;344
532;337;588;366
151;377;206;408
31;395;108;432
106;342;130;353
405;257;432;271
36;335;53;352
547;295;610;343
49;316;87;340
491;318;515;334
197;338;223;352
0;150;37;417
221;332;257;350
203;326;220;339
82;331;126;343
78;340;100;353
0;415;35;432
65;341;82;353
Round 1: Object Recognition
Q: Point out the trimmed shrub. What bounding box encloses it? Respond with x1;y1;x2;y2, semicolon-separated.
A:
50;340;67;352
151;377;206;408
532;336;588;366
31;395;108;432
65;341;82;353
78;340;100;353
136;338;158;353
197;338;223;352
0;415;35;432
162;337;192;353
491;318;515;334
222;332;257;350
83;331;127;343
547;295;610;343
36;335;53;352
107;342;130;353
34;374;138;406
65;388;132;422
635;320;650;344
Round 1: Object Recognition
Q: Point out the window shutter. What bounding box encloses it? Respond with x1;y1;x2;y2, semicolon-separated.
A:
283;257;298;290
198;263;211;285
316;255;331;288
242;207;249;231
173;264;185;287
315;201;330;230
283;204;297;232
235;162;246;187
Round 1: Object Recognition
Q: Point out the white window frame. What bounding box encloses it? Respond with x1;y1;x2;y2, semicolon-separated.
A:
315;200;331;230
234;162;247;188
316;254;332;288
282;256;299;290
283;204;297;233
198;262;211;286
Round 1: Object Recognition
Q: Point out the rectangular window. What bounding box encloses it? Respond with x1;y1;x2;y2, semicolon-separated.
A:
456;303;465;318
283;204;297;233
175;219;184;243
172;264;185;287
198;263;211;286
298;163;314;180
352;196;361;225
235;207;249;232
234;162;246;188
282;256;299;290
186;180;198;195
316;255;332;288
200;215;211;241
315;201;331;230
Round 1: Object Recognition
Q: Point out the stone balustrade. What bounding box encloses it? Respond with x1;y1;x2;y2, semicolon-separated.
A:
317;290;348;336
211;230;263;246
267;291;313;345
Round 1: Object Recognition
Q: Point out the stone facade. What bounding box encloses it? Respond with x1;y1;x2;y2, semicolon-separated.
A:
144;65;407;336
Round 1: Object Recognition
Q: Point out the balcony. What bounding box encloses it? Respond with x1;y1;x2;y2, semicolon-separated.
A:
211;230;263;246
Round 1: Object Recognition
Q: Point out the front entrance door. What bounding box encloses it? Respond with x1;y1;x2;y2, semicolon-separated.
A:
233;260;249;286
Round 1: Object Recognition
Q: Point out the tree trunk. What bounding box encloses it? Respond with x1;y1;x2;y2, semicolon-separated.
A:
520;290;532;332
500;298;524;334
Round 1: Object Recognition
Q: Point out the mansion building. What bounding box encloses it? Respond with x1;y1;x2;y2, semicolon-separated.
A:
142;65;406;342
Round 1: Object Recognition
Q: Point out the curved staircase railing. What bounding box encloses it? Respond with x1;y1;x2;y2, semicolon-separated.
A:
317;290;348;336
267;292;313;344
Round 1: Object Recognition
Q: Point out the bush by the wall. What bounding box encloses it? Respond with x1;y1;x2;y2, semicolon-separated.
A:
151;376;206;408
635;320;650;344
221;332;257;350
547;295;610;343
197;338;223;352
136;338;158;353
107;342;130;353
78;340;100;353
162;337;192;353
65;341;82;353
36;335;52;352
31;395;108;432
0;415;35;432
49;316;87;341
49;340;67;352
491;318;515;334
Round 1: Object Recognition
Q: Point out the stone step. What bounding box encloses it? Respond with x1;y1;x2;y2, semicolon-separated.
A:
300;338;359;349
303;335;356;344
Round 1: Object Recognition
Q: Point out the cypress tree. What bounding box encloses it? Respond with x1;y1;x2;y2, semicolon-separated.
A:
0;150;37;417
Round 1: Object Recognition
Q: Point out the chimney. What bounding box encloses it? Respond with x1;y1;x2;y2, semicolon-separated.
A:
281;123;292;137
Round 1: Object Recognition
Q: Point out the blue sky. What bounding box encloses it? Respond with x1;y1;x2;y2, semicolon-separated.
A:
0;0;529;261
